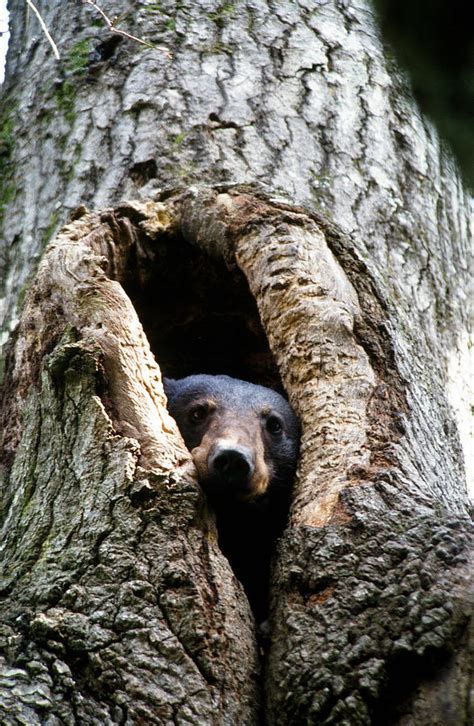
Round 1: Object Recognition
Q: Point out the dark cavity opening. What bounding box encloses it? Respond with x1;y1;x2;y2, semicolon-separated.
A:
121;227;282;390
119;224;288;621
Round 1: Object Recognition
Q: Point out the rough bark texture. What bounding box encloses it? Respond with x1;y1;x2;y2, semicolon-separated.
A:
0;1;472;724
0;205;261;723
168;188;473;724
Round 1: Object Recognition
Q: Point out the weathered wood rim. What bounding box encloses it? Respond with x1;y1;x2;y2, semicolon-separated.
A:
2;184;406;529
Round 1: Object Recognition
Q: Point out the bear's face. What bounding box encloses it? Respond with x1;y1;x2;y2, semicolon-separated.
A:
164;374;299;502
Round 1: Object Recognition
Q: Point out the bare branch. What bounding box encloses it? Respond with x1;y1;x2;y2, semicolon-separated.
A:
83;0;171;57
25;0;60;60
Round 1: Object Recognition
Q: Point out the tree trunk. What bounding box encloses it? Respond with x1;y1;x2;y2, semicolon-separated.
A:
0;1;472;724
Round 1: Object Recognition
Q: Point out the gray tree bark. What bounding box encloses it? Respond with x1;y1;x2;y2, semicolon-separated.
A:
0;1;472;725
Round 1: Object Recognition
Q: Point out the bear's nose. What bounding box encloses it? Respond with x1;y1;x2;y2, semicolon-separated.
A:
208;443;255;490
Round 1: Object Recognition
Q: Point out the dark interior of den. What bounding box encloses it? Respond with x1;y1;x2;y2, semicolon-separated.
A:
122;226;282;389
119;223;294;623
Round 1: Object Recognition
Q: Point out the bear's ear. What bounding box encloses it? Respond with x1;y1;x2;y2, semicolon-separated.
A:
162;377;176;402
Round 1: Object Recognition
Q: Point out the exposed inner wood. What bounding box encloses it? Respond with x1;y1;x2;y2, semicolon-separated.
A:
2;190;393;530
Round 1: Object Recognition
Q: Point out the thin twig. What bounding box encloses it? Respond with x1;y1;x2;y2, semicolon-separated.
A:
83;0;171;57
25;0;60;59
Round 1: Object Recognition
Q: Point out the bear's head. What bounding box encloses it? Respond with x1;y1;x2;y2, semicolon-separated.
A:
164;374;299;503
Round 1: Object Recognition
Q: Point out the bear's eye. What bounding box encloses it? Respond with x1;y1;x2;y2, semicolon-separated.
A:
266;415;283;435
189;405;209;424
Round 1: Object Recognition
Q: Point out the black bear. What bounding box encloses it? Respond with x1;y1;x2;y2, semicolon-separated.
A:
164;374;300;621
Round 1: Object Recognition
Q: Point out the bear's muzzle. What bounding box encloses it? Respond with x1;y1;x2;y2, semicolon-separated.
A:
192;430;270;500
208;441;255;494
